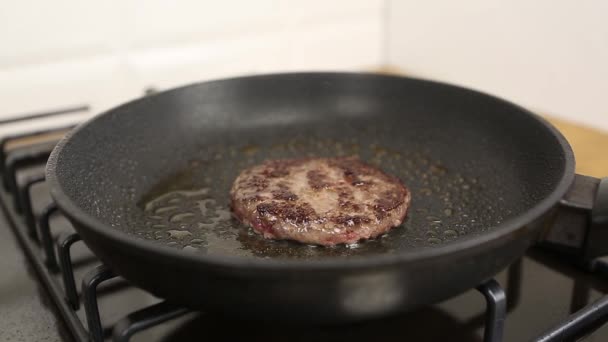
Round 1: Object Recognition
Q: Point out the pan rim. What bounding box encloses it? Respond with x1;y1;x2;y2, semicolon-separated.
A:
46;72;576;272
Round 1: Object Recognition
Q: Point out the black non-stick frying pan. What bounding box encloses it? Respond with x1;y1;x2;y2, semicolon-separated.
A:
46;72;608;323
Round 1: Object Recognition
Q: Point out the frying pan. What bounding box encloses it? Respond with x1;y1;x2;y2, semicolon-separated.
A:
46;72;608;323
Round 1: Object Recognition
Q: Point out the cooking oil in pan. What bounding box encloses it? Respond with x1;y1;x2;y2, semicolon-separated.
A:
132;138;512;259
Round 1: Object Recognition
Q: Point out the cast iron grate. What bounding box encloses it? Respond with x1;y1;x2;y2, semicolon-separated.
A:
1;108;607;342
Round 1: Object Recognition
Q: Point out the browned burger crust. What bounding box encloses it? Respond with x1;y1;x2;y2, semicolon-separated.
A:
230;157;411;246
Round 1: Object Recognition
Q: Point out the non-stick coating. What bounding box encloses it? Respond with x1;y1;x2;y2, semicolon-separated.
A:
47;73;573;320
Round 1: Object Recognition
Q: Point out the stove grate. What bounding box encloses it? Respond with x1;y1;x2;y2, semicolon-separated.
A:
1;111;607;342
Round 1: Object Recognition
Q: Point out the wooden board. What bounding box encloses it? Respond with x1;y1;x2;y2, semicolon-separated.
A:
545;117;608;178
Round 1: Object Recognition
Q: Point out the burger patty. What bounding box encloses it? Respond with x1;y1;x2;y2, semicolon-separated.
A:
230;157;411;246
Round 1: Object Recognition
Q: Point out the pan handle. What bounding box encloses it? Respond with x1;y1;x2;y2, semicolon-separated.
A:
540;174;608;265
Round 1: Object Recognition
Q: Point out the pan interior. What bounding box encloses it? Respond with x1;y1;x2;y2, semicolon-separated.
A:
52;74;569;260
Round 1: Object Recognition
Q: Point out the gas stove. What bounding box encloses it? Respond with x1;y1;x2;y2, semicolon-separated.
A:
2;108;608;342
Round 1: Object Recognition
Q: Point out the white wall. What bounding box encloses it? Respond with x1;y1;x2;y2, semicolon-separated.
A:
0;0;384;119
387;0;608;130
4;1;606;131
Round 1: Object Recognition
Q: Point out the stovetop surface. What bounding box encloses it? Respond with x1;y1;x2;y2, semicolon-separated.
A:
1;115;607;341
2;179;608;341
0;206;70;342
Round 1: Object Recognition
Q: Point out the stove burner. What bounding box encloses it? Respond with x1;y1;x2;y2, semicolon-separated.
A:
1;107;608;342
